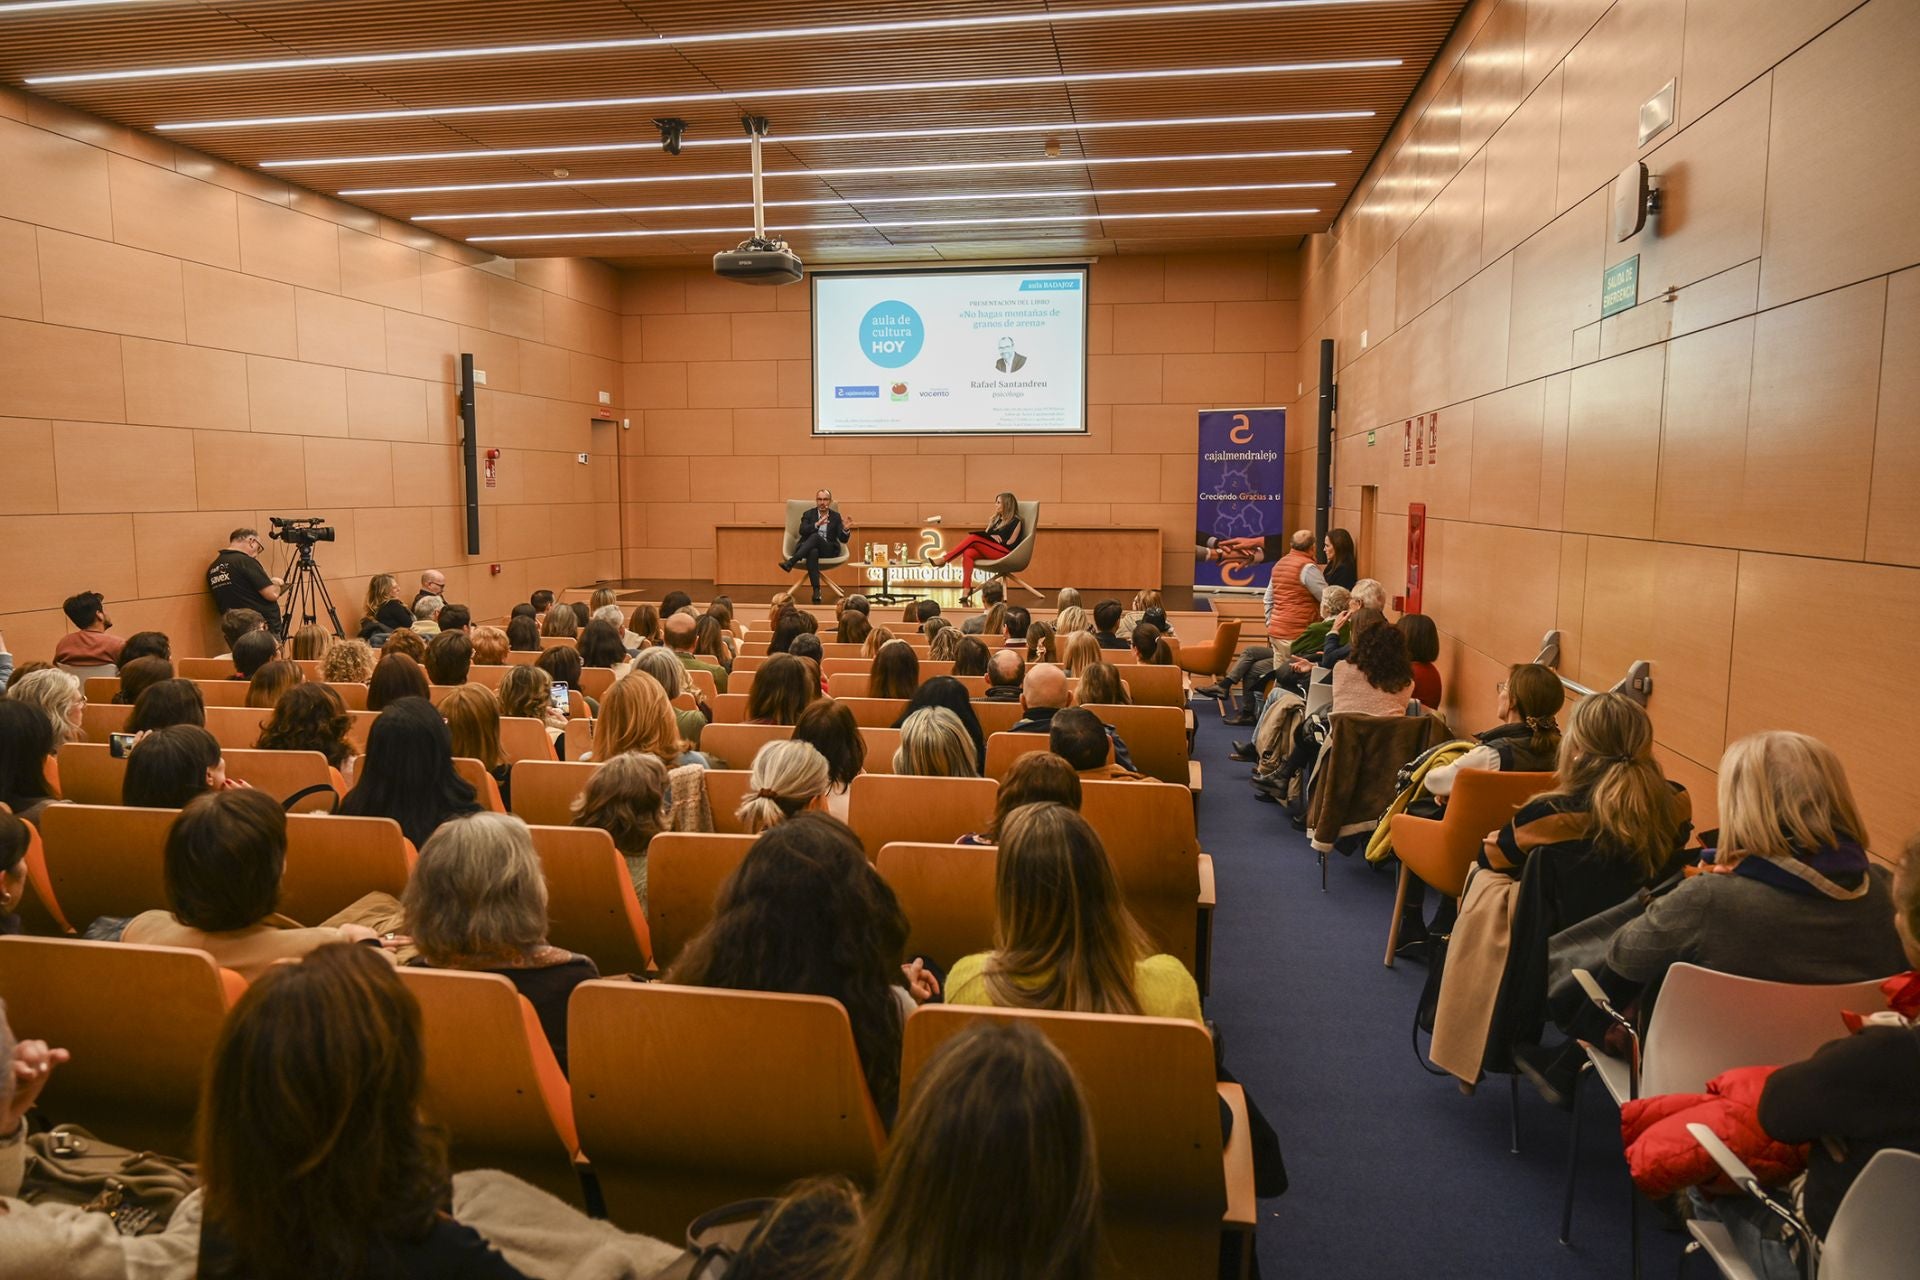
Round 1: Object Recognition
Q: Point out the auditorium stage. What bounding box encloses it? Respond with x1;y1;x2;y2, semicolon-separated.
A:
588;580;1217;613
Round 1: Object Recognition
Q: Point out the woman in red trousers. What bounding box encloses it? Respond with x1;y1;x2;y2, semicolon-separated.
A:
936;491;1025;605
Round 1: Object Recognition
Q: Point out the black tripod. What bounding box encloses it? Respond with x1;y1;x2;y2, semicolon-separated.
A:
278;543;345;642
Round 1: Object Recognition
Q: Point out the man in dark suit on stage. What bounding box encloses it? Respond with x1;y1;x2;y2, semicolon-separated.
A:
780;488;850;604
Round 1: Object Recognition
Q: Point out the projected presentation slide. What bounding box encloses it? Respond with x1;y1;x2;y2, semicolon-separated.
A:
812;266;1088;436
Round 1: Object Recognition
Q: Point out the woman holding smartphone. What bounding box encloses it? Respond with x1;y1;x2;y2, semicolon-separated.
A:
935;491;1025;606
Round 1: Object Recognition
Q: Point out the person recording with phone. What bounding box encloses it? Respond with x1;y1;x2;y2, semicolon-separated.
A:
206;528;283;634
779;489;851;605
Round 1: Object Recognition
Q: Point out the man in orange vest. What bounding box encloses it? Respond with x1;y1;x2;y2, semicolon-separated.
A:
1199;531;1328;725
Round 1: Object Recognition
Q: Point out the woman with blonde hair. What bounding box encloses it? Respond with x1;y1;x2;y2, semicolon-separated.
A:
892;706;979;779
499;663;569;758
934;491;1024;606
402;812;599;1071
979;601;1007;637
5;668;84;749
1057;630;1102;679
320;637;376;684
928;626;959;661
469;625;509;667
861;626;896;659
245;659;303;710
1054;605;1090;637
1118;587;1164;637
441;683;510;805
1054;587;1081;612
591;671;704;767
947;803;1199;1020
288;624;333;662
736;739;832;833
358;573;410;640
634;646;709;748
540;605;579;639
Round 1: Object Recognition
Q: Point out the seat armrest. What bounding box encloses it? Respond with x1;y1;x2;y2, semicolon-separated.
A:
1196;853;1216;909
1218;1083;1258;1229
1188;760;1203;794
1685;1122;1760;1190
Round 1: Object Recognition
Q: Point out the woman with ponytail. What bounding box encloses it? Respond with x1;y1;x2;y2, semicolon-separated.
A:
735;739;832;833
1423;663;1565;798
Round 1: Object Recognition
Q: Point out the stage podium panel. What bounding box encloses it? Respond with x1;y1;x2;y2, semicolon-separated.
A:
713;524;1163;590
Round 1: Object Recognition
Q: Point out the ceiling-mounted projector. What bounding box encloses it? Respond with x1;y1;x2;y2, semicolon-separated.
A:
715;114;803;286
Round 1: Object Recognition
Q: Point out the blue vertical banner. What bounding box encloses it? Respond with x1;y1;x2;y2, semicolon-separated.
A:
1194;407;1287;591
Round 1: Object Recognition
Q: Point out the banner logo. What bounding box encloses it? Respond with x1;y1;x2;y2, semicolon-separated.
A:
1195;408;1286;591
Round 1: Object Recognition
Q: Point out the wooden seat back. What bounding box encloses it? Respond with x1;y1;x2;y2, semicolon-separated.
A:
175;656;235;679
1081;781;1204;973
983;730;1086;779
860;727;903;774
822;657;954;679
454;758;506;812
702;769;754;833
846;774;997;857
38;804;177;923
499;716;560;764
14;819;73;935
697;722;792;770
527;825;653;976
510;760;601;827
0;936;240;1156
876;842;997;973
569;982;885;1239
396;967;584;1205
280;813;412;926
643;831;759;969
709;693;750;723
190;679;255;707
837;697;911;729
1082;704;1189;785
973;700;1024;735
902;1005;1240;1279
1106;663;1186;707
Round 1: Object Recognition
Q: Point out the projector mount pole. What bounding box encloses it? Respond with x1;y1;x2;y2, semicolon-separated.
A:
744;115;770;244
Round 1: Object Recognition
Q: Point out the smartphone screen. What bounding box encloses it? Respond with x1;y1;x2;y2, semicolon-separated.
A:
110;732;137;759
548;680;569;713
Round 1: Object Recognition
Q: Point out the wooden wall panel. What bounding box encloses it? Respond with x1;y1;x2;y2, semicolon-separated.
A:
1299;0;1920;852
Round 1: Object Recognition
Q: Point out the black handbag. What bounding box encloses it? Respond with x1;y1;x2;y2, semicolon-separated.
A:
648;1199;780;1279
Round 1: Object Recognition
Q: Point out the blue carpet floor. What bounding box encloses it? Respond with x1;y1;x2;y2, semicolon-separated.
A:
1190;695;1688;1278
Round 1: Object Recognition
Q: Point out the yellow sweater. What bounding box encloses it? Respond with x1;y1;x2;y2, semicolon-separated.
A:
944;952;1204;1023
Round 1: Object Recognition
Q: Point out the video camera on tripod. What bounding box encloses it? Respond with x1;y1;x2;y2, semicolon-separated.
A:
268;515;336;548
266;515;343;640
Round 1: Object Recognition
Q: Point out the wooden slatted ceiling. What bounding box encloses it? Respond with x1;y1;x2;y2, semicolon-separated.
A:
0;0;1468;265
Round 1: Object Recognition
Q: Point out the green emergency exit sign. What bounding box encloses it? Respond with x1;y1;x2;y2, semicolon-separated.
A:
1601;256;1640;318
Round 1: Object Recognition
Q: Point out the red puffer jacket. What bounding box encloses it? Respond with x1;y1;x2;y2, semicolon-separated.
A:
1620;1066;1809;1199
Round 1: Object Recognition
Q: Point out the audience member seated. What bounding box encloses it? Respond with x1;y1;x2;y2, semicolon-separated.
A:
219;607;268;656
534;645;585;714
1057;631;1101;678
665;814;930;1124
122;724;228;809
0;701;60;824
368;653;431;711
288;623;332;663
576;621;630;679
382;628;429;666
1130;622;1175;666
500;666;568;759
1050;707;1143;782
426;630;475;686
590;672;707;769
338;698;482;848
1117;587;1166;638
892;707;980;779
789;633;825;686
982;649;1023;700
959;580;1006;634
1092;600;1128;650
859;626;894;660
438;604;472;635
838;594;869;619
634;646;709;748
592;603;643;655
664;612;726;693
196;944;542;1278
1422;664;1564;801
402;813;599;1070
1333;615;1417;716
6;669;84;750
746;654;817;727
119;630;171;666
868;640;920;701
893;676;986;766
0;630;11;696
122;790;396;977
359;574;414;642
257;683;356;772
793;699;866;820
442;684;511;805
1398;614;1442;707
976;601;1006;639
244;658;302;710
539;604;578;640
568;602;590;630
225;632;275;685
1002;607;1031;648
928;627;959;661
626;602;661;650
958;752;1082;846
0;813;26;935
52;591;124;675
410;596;444;638
1075;661;1129;708
1054;605;1089;637
112;654;174;705
1011;665;1135;772
415;571;448;607
320;638;376;684
128;677;206;733
727;1021;1100;1280
1055;587;1081;611
1431;692;1692;1087
737;740;833;833
571;751;699;905
505;615;542;653
1202;584;1350;723
947;803;1201;1021
836;611;872;646
952;636;991;678
470;626;509;667
693;615;735;672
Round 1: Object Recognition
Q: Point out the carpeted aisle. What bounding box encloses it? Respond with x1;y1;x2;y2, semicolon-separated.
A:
1189;694;1688;1277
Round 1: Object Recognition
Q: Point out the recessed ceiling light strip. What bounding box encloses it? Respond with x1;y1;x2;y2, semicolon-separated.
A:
342;150;1355;197
0;0;152;14
261;110;1375;169
413;180;1337;222
155;59;1403;131
31;1;1398;83
470;206;1322;243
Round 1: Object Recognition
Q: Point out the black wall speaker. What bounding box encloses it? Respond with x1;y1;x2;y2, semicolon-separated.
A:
458;353;480;555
